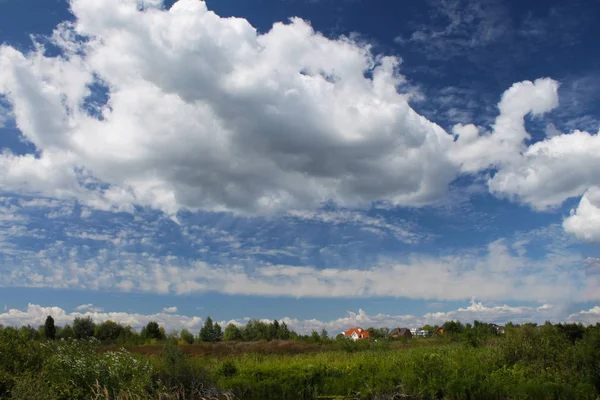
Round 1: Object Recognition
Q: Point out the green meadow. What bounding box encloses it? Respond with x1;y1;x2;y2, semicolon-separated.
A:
1;321;599;399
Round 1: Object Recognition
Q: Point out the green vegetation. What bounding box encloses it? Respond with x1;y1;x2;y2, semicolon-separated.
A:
0;318;600;399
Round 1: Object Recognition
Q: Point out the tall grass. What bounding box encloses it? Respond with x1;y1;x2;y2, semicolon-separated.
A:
207;333;600;400
1;323;600;399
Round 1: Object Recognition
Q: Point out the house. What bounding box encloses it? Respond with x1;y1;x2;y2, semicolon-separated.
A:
410;328;431;337
342;327;370;341
389;327;412;339
436;324;445;335
489;324;506;335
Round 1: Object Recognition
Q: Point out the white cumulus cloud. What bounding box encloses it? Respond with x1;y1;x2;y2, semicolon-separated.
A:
0;0;597;245
0;303;202;331
563;187;600;243
0;0;458;215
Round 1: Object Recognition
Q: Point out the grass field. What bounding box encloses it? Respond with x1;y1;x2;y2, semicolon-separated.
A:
102;340;334;357
2;323;600;399
101;338;444;357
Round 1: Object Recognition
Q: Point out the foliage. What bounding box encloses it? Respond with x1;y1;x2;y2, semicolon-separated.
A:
152;341;219;398
143;321;165;341
1;319;600;399
223;323;243;342
95;320;124;344
73;316;95;340
180;329;195;344
0;327;44;396
44;316;56;341
199;316;223;343
42;339;152;399
57;324;74;340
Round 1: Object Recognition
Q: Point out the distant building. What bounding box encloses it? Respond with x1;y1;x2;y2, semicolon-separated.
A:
342;327;370;341
389;327;412;339
489;324;506;335
410;328;431;337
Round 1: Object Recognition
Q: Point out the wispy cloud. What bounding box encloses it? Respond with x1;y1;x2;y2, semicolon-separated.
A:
394;0;509;59
287;209;425;244
75;304;104;313
0;221;590;303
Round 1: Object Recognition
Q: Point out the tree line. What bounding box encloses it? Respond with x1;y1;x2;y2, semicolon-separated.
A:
3;315;595;347
2;315;300;345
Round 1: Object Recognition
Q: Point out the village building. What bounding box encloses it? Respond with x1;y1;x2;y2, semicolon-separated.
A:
389;327;412;339
342;327;370;341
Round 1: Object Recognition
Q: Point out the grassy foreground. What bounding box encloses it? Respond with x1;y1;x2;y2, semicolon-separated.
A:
204;336;600;400
1;323;600;399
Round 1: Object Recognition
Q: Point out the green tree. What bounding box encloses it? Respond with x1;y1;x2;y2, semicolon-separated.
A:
279;322;291;340
19;325;39;341
310;330;321;343
213;323;223;342
44;315;56;340
224;323;243;341
95;320;123;343
180;329;194;344
320;328;329;342
269;320;280;340
73;316;96;339
116;325;140;345
243;319;269;341
199;316;215;342
59;324;74;339
144;321;164;340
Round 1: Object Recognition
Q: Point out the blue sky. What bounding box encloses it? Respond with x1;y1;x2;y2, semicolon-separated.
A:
0;0;599;333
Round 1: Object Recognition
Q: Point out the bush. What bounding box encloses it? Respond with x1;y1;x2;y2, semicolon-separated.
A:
153;341;215;397
340;338;370;353
180;329;194;345
42;338;152;399
217;360;238;378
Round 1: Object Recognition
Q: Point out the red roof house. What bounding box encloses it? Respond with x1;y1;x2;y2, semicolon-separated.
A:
342;327;370;341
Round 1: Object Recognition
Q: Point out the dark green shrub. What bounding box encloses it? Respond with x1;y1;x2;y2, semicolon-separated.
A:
218;360;238;377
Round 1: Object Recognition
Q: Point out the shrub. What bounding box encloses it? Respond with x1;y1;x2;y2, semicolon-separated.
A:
73;317;95;340
42;339;152;399
217;360;238;378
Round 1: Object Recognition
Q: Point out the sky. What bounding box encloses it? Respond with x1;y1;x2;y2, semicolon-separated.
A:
0;0;600;334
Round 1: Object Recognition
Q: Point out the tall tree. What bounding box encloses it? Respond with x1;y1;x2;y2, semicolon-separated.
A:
279;322;291;340
199;316;215;342
224;323;243;341
310;330;321;343
44;315;56;340
269;320;280;340
213;323;223;342
144;321;164;340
